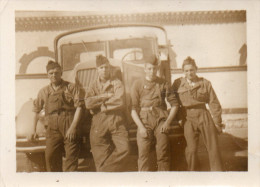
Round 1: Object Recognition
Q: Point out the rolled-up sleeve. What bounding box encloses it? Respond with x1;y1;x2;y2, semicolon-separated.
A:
32;88;46;113
130;80;140;111
171;78;182;105
165;82;179;107
68;84;85;108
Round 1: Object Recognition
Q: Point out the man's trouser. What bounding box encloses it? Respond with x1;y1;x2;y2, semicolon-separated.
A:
45;112;80;172
184;107;223;171
137;108;170;171
90;111;130;172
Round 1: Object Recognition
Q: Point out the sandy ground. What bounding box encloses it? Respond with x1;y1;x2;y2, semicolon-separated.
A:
16;129;248;172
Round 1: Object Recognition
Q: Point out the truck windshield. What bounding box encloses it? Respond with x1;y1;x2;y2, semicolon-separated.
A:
56;26;167;71
61;41;106;71
110;38;154;62
60;38;155;71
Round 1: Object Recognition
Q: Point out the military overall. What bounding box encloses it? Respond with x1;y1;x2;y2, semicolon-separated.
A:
90;110;129;172
131;77;178;171
173;77;223;171
85;78;130;172
45;89;80;172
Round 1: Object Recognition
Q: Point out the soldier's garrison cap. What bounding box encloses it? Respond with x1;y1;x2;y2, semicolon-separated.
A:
46;60;61;72
182;56;198;69
96;55;110;67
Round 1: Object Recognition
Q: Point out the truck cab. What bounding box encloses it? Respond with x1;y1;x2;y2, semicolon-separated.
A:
56;24;176;124
16;24;184;171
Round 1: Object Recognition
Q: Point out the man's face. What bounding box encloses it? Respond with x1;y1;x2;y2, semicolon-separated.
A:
97;63;110;80
47;67;62;84
183;64;197;81
144;63;158;81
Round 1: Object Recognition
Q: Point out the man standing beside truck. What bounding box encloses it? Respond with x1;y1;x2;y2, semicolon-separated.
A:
130;56;179;171
28;60;84;172
85;55;130;172
172;56;223;171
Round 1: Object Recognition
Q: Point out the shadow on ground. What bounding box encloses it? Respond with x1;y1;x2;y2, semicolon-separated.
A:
17;132;247;172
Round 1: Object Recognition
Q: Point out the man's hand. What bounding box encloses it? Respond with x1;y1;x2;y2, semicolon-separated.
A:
27;132;38;141
66;126;77;142
90;110;94;115
178;120;184;128
161;120;171;134
138;126;148;138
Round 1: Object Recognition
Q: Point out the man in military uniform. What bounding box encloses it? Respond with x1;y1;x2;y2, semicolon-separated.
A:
130;56;179;171
85;55;130;172
28;60;84;172
172;56;223;171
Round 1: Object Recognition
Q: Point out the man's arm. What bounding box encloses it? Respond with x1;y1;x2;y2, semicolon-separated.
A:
66;106;82;142
100;79;125;112
27;112;40;141
84;83;109;110
207;81;222;125
130;79;148;138
85;95;110;110
66;83;87;141
161;81;179;133
206;80;223;133
27;89;46;141
131;109;148;138
161;105;178;133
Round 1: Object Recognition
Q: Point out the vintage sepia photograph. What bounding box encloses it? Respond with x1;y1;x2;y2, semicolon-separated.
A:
15;10;248;172
1;1;260;187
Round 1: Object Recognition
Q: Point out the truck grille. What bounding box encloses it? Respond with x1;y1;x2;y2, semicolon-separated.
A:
76;68;97;89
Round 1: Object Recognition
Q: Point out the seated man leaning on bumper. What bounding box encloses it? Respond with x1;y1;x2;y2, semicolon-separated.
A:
84;55;130;172
130;56;179;171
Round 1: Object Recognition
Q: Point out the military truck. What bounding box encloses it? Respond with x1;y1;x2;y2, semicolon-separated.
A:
16;24;185;172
